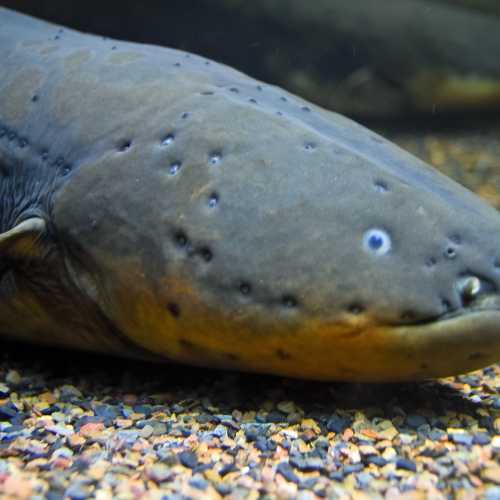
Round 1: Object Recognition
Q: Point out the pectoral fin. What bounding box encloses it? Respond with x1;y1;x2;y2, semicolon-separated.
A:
0;218;47;261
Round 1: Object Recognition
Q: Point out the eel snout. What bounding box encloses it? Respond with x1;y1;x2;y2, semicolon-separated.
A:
372;274;500;381
387;307;500;382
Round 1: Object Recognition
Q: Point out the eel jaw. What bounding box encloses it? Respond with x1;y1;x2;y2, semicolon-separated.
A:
387;295;500;381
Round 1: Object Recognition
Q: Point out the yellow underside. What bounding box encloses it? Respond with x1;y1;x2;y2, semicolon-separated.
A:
103;263;499;382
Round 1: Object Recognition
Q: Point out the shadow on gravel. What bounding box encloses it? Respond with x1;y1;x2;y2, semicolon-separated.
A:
2;339;495;430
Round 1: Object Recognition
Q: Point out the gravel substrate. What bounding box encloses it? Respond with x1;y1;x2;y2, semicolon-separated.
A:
0;342;499;499
1;126;500;499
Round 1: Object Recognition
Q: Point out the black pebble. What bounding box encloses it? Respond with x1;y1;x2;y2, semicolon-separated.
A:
406;414;427;429
178;450;198;469
276;462;300;483
366;455;387;467
326;415;351;433
72;458;90;472
254;437;271;452
133;404;153;417
329;470;345;481
0;403;18;420
180;427;191;438
396;457;417;472
244;428;259;442
219;463;238;477
93;404;118;421
343;463;364;474
289;456;325;473
473;432;491;445
419;447;447;458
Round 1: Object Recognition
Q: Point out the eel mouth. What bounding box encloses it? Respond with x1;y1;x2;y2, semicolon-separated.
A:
411;288;500;327
386;292;500;381
401;274;500;326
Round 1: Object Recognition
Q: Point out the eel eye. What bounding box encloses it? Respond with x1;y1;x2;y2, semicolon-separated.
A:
363;229;391;256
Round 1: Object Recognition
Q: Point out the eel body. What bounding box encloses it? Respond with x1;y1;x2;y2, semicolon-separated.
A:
1;7;500;381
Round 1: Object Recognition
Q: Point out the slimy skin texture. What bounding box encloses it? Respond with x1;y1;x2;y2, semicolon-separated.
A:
0;8;499;381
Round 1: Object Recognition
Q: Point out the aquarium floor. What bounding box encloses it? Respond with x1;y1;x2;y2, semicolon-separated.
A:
0;345;498;499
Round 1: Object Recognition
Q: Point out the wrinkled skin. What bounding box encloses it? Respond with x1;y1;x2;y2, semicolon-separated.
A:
0;8;499;381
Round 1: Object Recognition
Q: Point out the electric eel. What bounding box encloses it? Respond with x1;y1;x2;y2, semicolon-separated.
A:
1;7;499;381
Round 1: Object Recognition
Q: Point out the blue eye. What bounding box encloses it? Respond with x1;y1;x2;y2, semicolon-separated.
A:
369;234;383;249
363;229;391;256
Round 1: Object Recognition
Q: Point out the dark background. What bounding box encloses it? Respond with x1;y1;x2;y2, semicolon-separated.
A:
3;1;500;120
0;0;342;92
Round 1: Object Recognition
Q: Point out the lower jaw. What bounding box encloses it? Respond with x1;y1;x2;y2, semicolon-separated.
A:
238;309;500;382
378;308;500;382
